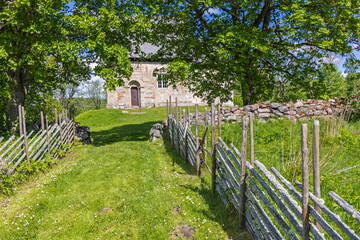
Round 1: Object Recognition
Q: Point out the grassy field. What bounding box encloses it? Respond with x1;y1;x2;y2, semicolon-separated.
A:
0;107;249;239
214;117;360;236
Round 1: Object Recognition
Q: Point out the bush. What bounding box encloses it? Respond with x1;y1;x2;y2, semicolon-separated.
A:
233;95;243;106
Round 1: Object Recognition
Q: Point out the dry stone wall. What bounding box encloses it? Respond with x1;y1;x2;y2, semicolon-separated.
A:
188;98;347;124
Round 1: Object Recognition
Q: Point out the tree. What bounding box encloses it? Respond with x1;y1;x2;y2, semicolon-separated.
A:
146;0;360;105
86;80;106;110
0;0;145;124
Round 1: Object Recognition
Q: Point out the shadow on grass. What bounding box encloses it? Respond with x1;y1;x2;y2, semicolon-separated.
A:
162;132;251;240
91;121;159;146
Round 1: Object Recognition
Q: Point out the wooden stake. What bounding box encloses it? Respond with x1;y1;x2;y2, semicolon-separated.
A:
40;111;45;131
195;104;201;175
218;104;221;138
18;105;23;136
301;124;310;240
59;114;63;147
250;112;254;165
73;119;76;144
204;107;208;164
211;103;216;195
55;108;58;125
239;115;249;229
167;100;169;118
45;116;51;156
313;120;321;231
22;106;30;166
187;107;191;126
176;98;180;152
183;109;188;162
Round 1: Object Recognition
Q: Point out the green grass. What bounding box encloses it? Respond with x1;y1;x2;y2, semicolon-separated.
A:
0;107;249;239
214;117;360;237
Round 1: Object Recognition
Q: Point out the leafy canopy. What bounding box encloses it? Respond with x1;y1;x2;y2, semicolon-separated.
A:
145;0;360;104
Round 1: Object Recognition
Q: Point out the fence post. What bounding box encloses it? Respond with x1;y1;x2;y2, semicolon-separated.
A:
55;108;58;125
218;104;221;138
195;104;201;176
301;124;310;240
313;120;321;231
18;105;23;136
169;96;172;141
250;112;254;165
183;109;188;162
45;116;51;156
59;114;63;147
204;107;208;164
239;115;249;229
41;111;45;131
175;97;180;152
22;106;30;166
73;119;76;145
167;100;169;119
187;107;191;126
211;103;216;195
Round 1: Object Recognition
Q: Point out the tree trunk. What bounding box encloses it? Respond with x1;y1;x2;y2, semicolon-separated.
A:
243;73;256;105
7;69;29;123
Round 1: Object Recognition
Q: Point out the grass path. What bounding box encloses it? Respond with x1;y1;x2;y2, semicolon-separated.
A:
0;108;249;239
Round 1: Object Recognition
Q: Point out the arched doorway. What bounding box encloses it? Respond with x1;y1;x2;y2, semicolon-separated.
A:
129;80;140;107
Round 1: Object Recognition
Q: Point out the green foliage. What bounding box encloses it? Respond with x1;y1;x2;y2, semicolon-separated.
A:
345;72;360;120
233;95;243;106
147;0;360;105
0;157;55;195
272;64;346;102
0;1;147;126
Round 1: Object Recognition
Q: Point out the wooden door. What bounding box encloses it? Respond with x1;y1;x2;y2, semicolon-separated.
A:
131;87;138;106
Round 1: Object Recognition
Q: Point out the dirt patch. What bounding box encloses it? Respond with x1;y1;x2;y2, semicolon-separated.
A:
172;205;182;214
171;224;195;240
99;207;113;214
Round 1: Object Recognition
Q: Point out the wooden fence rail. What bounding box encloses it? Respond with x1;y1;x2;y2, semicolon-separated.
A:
0;106;75;177
166;96;360;240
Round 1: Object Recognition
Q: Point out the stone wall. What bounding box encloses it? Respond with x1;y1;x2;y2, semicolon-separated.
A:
187;98;347;123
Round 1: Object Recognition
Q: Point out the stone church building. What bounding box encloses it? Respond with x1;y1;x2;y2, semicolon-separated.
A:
107;43;233;109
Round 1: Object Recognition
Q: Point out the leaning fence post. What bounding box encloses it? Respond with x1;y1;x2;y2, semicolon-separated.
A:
41;111;45;131
18;105;23;136
218;104;221;138
22;106;30;166
45;116;51;156
211;103;216;195
250;112;254;165
195;104;201;175
313;120;321;231
239;114;249;229
301;124;310;240
183;109;188;162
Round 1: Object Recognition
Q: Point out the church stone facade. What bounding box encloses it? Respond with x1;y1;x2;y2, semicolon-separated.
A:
107;43;233;109
107;61;212;109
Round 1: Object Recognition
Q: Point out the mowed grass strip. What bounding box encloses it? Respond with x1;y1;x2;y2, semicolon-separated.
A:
0;107;249;240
